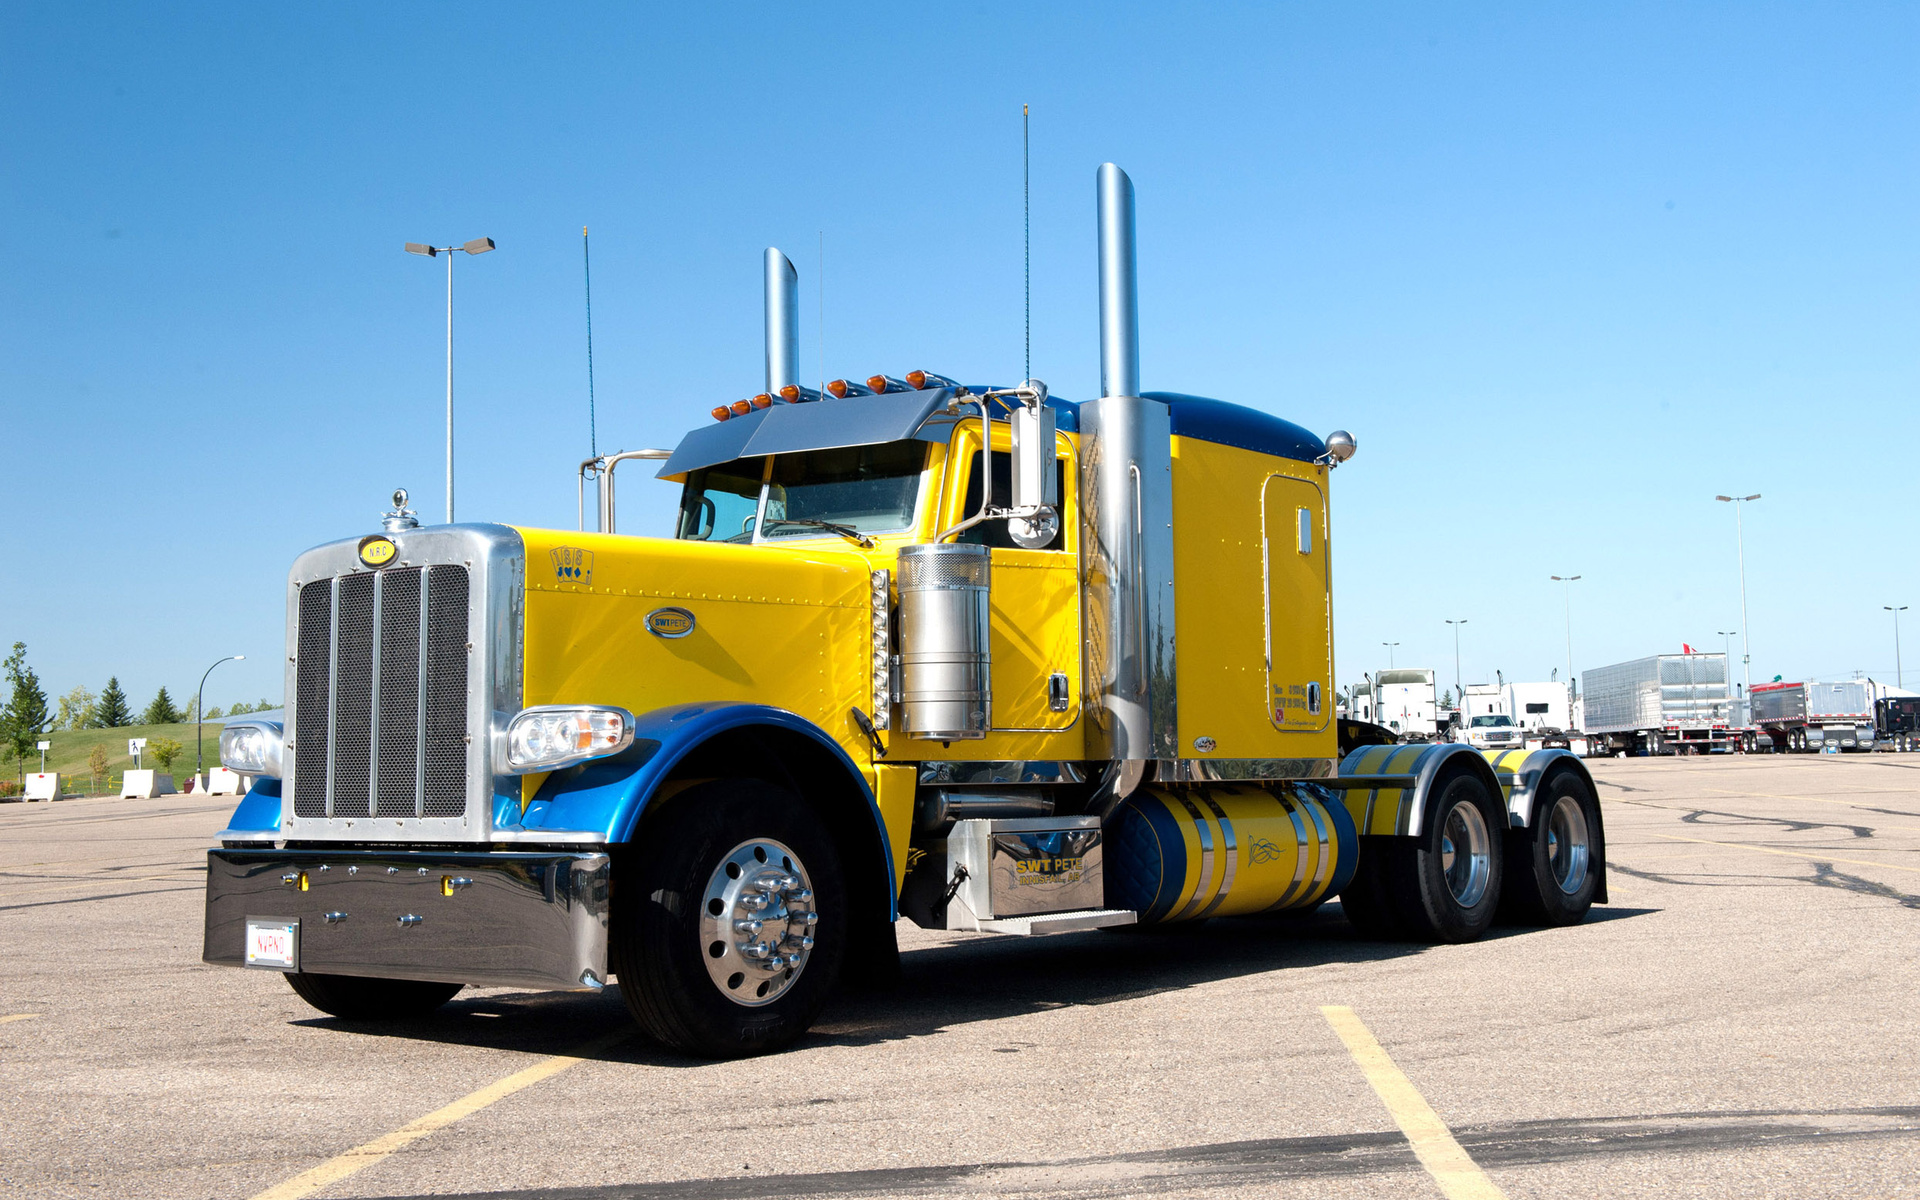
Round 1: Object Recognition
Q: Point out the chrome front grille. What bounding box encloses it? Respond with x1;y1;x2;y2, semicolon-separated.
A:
292;564;471;820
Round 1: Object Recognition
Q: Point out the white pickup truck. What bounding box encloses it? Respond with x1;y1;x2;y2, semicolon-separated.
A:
1461;713;1524;750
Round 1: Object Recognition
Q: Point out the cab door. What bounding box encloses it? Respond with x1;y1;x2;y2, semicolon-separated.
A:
1263;474;1332;735
944;426;1081;732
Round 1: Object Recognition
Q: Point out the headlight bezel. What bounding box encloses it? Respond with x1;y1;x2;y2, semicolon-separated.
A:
219;720;285;778
499;705;636;775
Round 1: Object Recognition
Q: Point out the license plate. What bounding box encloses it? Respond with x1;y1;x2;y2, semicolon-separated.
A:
245;917;299;970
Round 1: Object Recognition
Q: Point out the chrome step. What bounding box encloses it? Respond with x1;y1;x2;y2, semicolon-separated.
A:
974;908;1137;936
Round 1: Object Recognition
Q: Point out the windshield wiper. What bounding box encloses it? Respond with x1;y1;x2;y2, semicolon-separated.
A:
762;518;875;549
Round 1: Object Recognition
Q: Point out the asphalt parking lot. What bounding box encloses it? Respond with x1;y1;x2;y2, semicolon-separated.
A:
4;754;1918;1199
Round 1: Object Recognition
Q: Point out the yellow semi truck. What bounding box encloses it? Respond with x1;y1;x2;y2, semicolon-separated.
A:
205;164;1606;1057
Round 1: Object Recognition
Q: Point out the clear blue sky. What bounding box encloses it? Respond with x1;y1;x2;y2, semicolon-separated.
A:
3;2;1916;713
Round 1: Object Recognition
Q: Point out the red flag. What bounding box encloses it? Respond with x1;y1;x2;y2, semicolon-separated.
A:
1682;643;1694;654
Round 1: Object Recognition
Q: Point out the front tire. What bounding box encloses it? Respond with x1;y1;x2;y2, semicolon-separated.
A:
614;778;845;1058
284;972;461;1019
1500;772;1602;926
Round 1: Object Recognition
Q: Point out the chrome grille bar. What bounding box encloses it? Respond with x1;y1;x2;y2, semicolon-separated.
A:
423;565;470;817
375;568;422;817
292;581;332;818
333;573;375;818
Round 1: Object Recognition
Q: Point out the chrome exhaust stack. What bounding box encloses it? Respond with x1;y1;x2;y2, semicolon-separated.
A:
1097;163;1140;399
1079;164;1178;791
764;248;799;395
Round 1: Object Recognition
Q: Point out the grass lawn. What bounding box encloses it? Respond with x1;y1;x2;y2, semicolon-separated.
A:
4;720;257;795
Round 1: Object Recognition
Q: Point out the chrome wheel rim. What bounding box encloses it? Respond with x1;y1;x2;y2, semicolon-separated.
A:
1546;794;1591;895
698;838;817;1008
1439;799;1492;908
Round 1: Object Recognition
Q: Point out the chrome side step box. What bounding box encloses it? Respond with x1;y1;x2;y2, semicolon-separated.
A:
901;816;1127;933
976;908;1137;936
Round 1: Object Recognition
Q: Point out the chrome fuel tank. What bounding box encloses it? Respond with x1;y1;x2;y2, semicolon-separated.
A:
896;543;991;740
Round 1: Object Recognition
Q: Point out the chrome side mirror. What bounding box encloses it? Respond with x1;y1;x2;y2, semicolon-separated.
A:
1007;383;1058;548
1009;400;1057;511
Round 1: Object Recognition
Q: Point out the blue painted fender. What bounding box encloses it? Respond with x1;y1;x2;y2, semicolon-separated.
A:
220;778;282;836
511;702;896;914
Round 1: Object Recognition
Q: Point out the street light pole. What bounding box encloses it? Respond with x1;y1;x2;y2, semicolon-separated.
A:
1887;606;1908;688
1715;494;1761;702
1382;641;1399;669
195;654;245;785
1445;619;1468;707
1550;575;1581;695
406;238;496;524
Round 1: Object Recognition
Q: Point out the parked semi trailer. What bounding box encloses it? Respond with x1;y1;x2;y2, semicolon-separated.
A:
201;165;1607;1057
1582;652;1756;755
1877;694;1920;752
1752;681;1876;752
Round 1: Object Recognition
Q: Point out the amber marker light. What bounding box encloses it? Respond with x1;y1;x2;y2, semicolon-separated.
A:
867;375;890;392
730;399;753;415
750;392;773;409
827;379;849;398
779;384;800;402
711;406;733;421
906;370;929;389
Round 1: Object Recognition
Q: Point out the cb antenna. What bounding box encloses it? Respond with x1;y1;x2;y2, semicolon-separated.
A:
1023;103;1031;383
583;225;597;458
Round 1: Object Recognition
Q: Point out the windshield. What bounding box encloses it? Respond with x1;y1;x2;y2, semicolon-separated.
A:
1470;715;1513;728
676;463;764;542
675;441;927;543
761;442;925;540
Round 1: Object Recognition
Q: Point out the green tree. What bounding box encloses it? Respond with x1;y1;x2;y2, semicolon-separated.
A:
149;736;183;774
55;685;97;731
205;705;224;720
226;700;255;716
2;643;53;783
96;677;131;728
143;687;180;725
87;744;109;794
178;693;200;724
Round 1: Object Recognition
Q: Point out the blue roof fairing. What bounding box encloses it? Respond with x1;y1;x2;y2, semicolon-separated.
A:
1144;393;1326;464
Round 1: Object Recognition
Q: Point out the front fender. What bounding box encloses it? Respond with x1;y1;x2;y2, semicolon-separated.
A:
509;702;895;911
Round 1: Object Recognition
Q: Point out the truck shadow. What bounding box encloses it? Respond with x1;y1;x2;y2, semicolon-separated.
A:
813;903;1659;1048
289;903;1657;1066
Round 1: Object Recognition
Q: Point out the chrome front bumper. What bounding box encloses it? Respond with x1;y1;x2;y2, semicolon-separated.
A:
202;848;609;991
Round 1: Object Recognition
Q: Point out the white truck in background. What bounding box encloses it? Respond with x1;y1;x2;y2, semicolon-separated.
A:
1371;669;1439;740
1507;681;1573;733
1458;683;1522;749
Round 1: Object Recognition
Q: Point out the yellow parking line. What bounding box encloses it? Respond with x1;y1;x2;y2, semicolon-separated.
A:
1651;832;1920;874
249;1030;628;1200
0;1014;40;1024
1321;1006;1505;1200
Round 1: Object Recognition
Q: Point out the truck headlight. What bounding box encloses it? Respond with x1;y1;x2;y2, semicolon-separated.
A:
220;721;285;778
502;706;635;773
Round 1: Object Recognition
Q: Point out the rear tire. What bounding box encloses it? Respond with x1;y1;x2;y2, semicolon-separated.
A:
284;972;461;1019
1499;772;1602;926
613;778;845;1058
1385;773;1505;943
